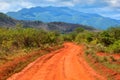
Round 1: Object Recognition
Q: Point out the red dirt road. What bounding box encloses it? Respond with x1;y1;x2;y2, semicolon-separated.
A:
7;43;106;80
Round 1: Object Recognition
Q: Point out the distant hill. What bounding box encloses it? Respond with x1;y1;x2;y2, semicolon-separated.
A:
0;13;95;33
7;6;120;30
0;13;17;26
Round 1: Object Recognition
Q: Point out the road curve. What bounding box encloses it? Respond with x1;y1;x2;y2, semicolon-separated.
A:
7;43;106;80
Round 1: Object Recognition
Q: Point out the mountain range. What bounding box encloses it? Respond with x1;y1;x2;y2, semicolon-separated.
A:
7;6;120;30
0;13;95;33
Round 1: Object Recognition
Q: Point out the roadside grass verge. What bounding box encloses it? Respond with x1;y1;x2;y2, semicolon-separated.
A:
0;50;47;80
0;45;63;80
84;47;120;80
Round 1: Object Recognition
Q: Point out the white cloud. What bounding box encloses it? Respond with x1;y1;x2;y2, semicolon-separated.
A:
0;0;119;19
0;0;119;12
0;1;35;12
62;2;74;6
0;2;10;12
20;1;34;8
45;0;57;2
106;0;120;8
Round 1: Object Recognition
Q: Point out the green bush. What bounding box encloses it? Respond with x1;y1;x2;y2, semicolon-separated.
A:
98;31;115;46
94;27;120;54
95;43;106;52
108;27;120;40
85;48;95;55
74;27;84;33
107;40;120;53
98;56;108;62
0;27;63;54
75;31;94;44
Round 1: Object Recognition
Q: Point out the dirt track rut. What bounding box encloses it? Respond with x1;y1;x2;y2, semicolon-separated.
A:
7;43;106;80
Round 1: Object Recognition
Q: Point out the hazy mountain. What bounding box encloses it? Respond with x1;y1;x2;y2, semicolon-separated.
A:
7;6;120;30
0;13;95;33
119;20;120;23
0;13;17;26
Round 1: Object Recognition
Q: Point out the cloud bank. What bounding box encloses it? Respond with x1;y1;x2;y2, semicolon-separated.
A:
0;0;119;19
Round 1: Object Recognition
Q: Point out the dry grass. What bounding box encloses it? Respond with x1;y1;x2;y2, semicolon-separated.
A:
0;45;63;80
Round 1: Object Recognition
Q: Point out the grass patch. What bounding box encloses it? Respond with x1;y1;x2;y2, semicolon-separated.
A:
84;48;120;80
102;62;120;73
0;50;47;80
0;45;63;80
83;52;104;80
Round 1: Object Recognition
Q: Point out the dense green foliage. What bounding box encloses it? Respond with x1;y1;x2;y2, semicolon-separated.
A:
74;26;120;53
59;26;120;54
0;26;119;56
0;25;119;80
0;27;63;56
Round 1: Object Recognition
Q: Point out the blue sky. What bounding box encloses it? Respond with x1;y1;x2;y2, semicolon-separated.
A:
0;0;120;20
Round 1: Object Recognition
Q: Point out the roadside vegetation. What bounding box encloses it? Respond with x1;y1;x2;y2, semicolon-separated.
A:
59;25;120;79
0;23;120;80
74;26;120;80
0;24;63;59
0;24;64;80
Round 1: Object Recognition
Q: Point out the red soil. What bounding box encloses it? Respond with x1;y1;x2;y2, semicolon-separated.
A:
97;52;120;60
7;43;105;80
0;50;46;80
89;52;120;80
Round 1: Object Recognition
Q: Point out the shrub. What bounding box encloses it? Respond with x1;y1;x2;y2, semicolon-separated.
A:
108;27;120;40
96;43;106;52
110;56;116;62
74;27;84;33
90;39;98;45
0;27;63;54
85;48;95;55
98;31;115;46
99;56;108;62
85;50;90;55
107;40;120;53
103;56;108;62
75;31;94;44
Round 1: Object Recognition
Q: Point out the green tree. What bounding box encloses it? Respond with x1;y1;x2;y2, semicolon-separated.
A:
74;27;84;33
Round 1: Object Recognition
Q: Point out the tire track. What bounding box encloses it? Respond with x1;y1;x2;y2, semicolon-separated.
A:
7;43;106;80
